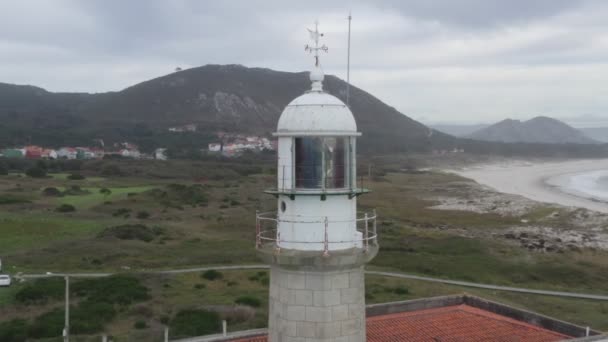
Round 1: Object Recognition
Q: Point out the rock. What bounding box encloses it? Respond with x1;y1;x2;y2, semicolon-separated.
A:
504;233;516;239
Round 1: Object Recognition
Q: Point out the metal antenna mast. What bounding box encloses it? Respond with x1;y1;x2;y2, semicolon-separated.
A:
346;12;352;107
305;20;328;67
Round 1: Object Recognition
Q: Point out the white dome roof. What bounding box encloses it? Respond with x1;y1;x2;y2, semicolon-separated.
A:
275;67;359;136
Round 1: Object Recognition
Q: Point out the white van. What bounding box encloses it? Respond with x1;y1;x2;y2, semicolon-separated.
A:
0;274;11;287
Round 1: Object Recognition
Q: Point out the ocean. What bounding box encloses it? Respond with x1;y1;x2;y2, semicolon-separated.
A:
548;169;608;202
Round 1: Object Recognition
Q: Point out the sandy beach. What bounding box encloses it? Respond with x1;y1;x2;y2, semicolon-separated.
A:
451;159;608;214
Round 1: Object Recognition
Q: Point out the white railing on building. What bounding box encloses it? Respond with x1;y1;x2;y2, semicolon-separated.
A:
255;210;378;256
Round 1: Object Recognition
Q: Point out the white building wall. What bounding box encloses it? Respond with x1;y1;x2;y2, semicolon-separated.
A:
277;137;293;190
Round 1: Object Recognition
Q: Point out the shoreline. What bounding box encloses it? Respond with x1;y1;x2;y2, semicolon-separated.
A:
449;159;608;214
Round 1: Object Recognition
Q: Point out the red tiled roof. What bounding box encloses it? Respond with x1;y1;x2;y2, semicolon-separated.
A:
229;304;570;342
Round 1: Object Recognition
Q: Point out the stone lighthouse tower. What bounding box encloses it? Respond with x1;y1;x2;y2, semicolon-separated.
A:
255;22;378;342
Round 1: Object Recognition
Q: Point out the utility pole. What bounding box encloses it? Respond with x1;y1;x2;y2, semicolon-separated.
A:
346;12;352;107
64;275;69;342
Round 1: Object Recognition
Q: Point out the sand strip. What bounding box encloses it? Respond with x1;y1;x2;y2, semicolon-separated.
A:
449;159;608;214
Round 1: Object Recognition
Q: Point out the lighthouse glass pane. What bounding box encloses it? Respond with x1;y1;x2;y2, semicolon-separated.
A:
295;137;323;188
323;138;346;188
294;137;349;189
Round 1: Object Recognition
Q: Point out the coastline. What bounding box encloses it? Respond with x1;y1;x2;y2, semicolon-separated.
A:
449;159;608;214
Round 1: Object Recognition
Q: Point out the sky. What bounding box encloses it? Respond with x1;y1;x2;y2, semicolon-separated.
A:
1;0;607;127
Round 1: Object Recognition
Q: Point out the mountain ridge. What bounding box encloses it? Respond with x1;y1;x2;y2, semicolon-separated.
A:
467;116;598;145
0;64;455;153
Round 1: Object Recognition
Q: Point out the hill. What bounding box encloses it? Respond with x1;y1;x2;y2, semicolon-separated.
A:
0;65;455;154
579;127;608;143
467;116;598;144
430;123;489;137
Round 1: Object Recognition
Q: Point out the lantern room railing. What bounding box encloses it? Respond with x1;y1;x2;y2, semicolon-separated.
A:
255;210;378;256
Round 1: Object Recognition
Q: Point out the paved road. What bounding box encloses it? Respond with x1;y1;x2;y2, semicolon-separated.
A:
17;265;608;301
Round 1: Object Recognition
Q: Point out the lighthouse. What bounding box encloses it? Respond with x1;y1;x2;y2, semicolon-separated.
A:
256;22;378;342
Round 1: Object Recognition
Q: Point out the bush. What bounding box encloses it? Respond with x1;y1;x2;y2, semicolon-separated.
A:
0;163;8;175
393;286;409;295
63;185;90;196
201;270;222;281
112;208;131;217
0;319;28;342
67;173;85;180
72;275;150;305
29;309;64;338
170;309;221;339
134;320;147;329
42;187;63;197
15;277;65;304
136;211;150;219
100;187;112;196
71;301;116;334
234;295;261;308
194;283;206;290
98;224;162;242
0;194;30;205
55;204;76;212
25;166;47;178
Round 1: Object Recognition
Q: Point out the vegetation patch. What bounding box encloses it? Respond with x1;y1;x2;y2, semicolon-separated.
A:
72;275;150;305
67;173;86;180
234;295;262;308
98;224;164;243
55;203;76;212
42;187;63;197
201;270;223;281
0;194;30;205
170;309;222;339
15;277;65;304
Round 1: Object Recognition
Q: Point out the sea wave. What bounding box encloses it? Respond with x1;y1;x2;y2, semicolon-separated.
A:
546;169;608;202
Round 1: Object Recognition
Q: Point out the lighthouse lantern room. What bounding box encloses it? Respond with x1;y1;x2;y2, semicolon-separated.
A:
256;21;378;342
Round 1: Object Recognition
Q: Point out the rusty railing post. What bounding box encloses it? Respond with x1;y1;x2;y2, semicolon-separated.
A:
255;210;261;249
323;216;330;257
364;212;369;252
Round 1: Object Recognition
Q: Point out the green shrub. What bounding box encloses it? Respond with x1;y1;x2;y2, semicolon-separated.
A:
194;283;206;290
0;319;28;342
71;301;116;334
63;185;90;196
99;187;112;196
98;224;162;242
234;295;261;308
134;320;147;329
72;275;149;305
25;166;47;178
15;277;65;304
136;211;150;219
67;173;85;180
112;208;131;217
0;194;30;205
170;309;221;339
29;309;64;338
0;163;8;175
201;270;222;281
393;286;409;295
159;315;170;325
56;203;76;212
42;187;63;197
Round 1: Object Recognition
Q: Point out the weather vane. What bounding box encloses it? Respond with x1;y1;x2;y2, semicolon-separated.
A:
305;20;328;67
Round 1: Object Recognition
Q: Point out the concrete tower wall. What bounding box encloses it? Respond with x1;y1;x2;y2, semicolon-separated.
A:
268;265;366;342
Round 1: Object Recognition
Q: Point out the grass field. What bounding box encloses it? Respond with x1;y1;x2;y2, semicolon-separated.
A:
0;158;606;339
